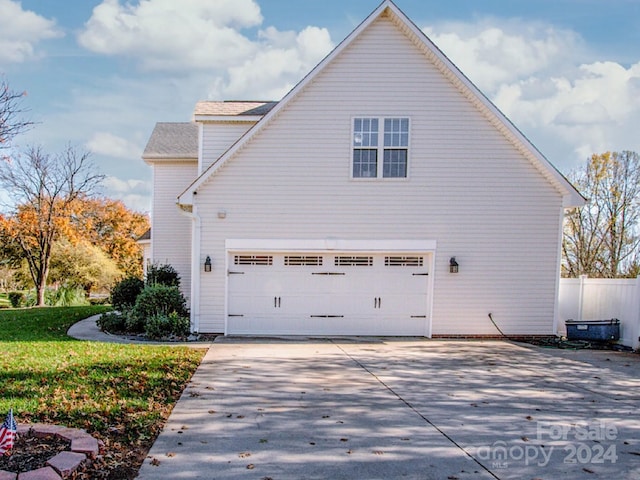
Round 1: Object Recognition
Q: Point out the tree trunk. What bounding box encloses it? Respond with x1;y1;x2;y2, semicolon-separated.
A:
36;282;46;306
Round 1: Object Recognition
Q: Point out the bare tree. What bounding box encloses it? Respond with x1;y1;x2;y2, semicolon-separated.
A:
563;151;640;278
0;77;32;149
0;145;105;305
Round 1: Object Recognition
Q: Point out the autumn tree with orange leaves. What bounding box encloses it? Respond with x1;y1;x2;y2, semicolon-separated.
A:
68;197;149;278
0;145;104;306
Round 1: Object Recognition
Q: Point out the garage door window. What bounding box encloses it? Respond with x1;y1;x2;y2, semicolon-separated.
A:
385;256;424;267
234;255;273;266
334;255;373;266
284;255;323;266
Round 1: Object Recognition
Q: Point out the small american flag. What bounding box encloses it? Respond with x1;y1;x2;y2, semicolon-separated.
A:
0;409;17;455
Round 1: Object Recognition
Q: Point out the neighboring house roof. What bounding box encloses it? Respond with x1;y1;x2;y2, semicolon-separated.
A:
137;228;151;242
178;0;585;208
194;101;278;117
142;122;198;161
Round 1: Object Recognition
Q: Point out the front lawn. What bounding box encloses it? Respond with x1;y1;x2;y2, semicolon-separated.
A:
0;306;206;479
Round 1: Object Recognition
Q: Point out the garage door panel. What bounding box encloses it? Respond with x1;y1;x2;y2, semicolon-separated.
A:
227;251;430;336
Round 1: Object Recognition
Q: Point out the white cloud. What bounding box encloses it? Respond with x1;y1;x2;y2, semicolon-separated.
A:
423;18;640;169
86;131;143;159
0;0;63;63
102;175;151;212
424;18;583;93
78;0;263;71
213;25;333;99
77;0;334;100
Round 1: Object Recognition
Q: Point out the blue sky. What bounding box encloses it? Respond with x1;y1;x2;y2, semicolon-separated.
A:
2;0;640;212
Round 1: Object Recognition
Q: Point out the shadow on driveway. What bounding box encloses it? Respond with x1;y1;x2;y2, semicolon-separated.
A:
136;339;640;480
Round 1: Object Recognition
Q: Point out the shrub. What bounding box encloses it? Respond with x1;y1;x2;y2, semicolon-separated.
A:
51;286;89;307
97;311;127;333
146;263;181;288
111;277;144;310
130;284;188;333
145;312;190;340
8;292;23;308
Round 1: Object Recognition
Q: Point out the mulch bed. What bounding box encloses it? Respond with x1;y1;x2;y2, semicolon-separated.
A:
0;433;147;479
0;434;70;473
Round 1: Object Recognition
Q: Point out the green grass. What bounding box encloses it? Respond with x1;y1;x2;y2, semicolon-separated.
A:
0;293;9;308
0;306;206;477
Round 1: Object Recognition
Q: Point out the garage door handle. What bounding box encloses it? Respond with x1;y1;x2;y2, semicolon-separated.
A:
312;272;346;276
228;271;245;275
274;297;281;308
310;315;344;318
412;273;429;276
374;297;381;308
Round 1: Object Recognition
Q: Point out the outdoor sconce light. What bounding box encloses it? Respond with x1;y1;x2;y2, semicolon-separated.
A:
204;256;212;272
449;257;459;273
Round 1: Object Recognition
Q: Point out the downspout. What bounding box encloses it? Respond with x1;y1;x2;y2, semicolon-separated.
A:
178;200;201;334
553;208;566;336
190;203;201;334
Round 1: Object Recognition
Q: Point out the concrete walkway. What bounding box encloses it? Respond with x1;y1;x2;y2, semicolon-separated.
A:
66;315;214;347
135;339;640;480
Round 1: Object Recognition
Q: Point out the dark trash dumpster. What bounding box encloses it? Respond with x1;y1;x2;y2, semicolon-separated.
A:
565;319;620;341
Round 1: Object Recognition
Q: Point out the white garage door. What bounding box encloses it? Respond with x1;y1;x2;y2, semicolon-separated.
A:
227;252;430;335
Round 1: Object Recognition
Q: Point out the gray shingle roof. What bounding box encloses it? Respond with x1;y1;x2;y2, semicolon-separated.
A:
143;122;198;159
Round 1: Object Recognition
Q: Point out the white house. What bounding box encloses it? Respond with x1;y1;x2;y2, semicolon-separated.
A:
142;0;584;337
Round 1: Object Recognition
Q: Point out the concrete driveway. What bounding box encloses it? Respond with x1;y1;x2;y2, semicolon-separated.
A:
136;340;640;480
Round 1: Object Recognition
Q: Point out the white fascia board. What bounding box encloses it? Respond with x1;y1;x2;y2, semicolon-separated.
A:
225;238;436;253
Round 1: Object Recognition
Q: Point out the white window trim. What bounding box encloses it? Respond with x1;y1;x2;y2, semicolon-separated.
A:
350;116;411;180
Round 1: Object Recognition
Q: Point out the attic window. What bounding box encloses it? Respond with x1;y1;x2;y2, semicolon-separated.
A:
353;117;409;178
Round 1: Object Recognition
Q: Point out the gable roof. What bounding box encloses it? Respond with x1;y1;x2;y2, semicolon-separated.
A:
143;122;198;161
178;0;585;208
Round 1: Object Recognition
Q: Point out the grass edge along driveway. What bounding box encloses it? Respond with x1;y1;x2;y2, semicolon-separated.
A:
0;306;205;479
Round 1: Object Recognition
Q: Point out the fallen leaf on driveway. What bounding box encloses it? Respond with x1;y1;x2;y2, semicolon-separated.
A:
150;458;161;466
239;452;251;458
246;464;255;470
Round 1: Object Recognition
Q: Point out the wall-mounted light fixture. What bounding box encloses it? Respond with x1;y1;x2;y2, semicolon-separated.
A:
449;257;459;273
204;256;212;272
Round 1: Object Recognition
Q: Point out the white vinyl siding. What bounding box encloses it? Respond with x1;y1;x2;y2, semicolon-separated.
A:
193;16;564;335
151;161;197;300
201;122;256;172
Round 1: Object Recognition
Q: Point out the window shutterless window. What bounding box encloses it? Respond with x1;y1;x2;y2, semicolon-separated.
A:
353;117;409;178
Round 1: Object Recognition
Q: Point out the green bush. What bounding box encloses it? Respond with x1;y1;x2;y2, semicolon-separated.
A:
51;286;89;307
22;287;88;307
130;284;188;334
144;312;190;340
110;277;144;310
97;311;127;333
8;292;24;308
146;263;181;288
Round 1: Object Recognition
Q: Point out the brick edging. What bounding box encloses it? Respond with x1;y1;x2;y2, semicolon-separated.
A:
0;424;104;480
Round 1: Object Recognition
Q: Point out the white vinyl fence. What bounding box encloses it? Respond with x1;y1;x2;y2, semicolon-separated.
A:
558;276;640;350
